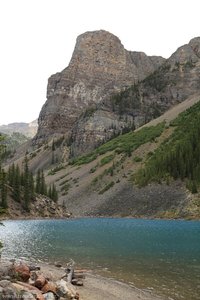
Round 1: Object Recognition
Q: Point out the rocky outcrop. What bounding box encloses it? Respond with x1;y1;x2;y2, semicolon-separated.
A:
0;193;71;220
34;30;165;150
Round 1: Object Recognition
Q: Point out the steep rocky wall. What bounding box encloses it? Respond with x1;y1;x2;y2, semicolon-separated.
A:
34;30;165;149
34;30;200;159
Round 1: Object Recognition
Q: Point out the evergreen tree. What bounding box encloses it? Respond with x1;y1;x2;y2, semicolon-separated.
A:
23;156;30;211
35;169;41;194
0;169;7;208
8;163;15;187
40;170;47;195
48;185;52;199
29;172;35;200
13;165;21;202
51;183;58;202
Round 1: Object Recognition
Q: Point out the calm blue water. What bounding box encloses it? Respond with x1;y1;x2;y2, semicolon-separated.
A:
1;218;200;299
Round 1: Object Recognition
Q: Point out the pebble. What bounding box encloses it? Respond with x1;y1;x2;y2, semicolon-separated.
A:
43;292;56;300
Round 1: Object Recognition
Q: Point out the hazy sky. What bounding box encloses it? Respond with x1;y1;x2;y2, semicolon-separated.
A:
0;0;200;125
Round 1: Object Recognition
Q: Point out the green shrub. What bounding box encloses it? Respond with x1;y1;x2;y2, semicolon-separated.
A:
100;154;115;166
71;122;165;166
133;156;143;162
98;181;115;194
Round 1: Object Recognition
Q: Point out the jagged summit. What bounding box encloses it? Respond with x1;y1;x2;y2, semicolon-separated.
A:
168;36;200;64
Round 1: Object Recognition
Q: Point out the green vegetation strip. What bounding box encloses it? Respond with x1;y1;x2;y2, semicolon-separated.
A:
69;122;165;166
99;181;115;194
134;101;200;193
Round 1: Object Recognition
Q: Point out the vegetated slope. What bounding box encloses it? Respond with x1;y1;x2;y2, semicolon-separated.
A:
3;95;200;219
0;141;70;220
135;100;200;191
40;96;200;219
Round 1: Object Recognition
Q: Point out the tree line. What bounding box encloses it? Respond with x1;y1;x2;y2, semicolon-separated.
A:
135;101;200;193
0;153;58;211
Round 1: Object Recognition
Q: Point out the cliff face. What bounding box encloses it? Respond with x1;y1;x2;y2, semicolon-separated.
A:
34;31;200;158
34;30;165;151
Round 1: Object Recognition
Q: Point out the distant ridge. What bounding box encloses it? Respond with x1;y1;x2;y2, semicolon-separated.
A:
0;119;38;138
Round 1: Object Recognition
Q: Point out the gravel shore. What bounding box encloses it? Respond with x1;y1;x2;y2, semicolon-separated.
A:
40;263;165;300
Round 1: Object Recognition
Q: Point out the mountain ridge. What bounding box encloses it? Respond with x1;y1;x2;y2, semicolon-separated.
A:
34;31;200;160
0;120;38;138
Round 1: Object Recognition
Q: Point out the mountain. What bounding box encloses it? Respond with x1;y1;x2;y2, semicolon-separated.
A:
3;31;200;220
33;30;165;154
33;31;200;160
0;120;38;138
29;95;200;219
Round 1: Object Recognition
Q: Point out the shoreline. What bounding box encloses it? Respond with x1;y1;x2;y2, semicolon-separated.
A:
33;261;166;300
0;259;166;300
1;214;200;222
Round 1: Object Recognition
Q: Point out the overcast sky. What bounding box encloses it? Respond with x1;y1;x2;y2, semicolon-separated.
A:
0;0;200;125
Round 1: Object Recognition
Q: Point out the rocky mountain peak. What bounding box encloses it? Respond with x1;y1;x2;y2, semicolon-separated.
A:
34;30;164;146
66;29;138;85
168;36;200;65
189;36;200;58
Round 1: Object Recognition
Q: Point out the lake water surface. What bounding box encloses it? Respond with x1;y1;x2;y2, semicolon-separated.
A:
1;218;200;300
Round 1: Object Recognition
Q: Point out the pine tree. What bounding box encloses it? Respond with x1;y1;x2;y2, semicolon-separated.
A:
0;169;7;208
35;169;41;194
51;183;58;202
40;170;47;195
23;156;30;211
13;165;21;202
48;185;52;199
29;172;35;200
8;163;15;187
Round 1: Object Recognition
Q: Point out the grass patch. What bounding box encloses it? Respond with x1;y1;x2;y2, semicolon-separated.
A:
59;178;70;186
47;165;65;176
70;122;165;166
55;173;70;182
133;156;143;162
98;181;115;194
60;183;71;192
100;154;115;166
0;207;7;215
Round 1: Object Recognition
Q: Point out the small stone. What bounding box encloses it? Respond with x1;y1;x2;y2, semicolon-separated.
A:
2;276;11;281
35;275;47;289
43;292;56;300
29;265;41;271
0;280;11;288
21;291;36;300
71;279;83;286
41;282;57;294
54;262;62;268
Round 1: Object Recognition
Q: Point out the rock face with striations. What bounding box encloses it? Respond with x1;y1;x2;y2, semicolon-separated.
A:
34;30;165;151
34;30;200;158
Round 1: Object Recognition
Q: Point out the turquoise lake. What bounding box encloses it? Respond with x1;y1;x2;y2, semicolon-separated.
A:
0;218;200;299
